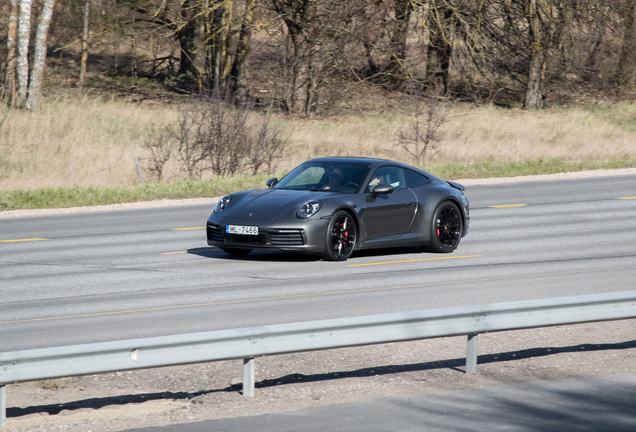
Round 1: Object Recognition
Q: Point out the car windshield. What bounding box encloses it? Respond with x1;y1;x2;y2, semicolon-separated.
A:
274;162;369;193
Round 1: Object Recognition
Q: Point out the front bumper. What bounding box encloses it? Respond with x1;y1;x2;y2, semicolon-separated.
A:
206;217;331;253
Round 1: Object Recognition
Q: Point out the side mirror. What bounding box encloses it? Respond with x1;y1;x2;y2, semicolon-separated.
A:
266;178;278;188
371;184;394;196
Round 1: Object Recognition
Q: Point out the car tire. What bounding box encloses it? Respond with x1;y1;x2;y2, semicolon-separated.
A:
425;201;463;253
322;210;357;261
220;247;252;256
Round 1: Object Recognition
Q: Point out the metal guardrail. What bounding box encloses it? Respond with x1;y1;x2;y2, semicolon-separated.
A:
1;290;636;427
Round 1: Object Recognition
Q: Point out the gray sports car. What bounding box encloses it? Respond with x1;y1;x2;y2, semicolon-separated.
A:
207;157;470;261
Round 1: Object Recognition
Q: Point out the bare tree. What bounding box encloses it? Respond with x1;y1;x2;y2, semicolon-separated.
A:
440;0;558;107
267;0;318;114
615;0;636;87
425;0;456;95
203;95;251;176
140;0;256;96
175;0;207;80
229;0;257;100
385;0;413;85
523;0;550;109
174;101;210;179
78;0;90;97
4;0;634;113
142;128;174;181
395;95;452;166
265;0;383;114
246;108;286;174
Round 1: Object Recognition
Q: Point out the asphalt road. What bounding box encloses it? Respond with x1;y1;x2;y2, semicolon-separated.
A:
124;374;636;432
1;173;635;352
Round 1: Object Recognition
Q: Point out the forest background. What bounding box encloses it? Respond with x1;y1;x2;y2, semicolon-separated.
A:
0;0;635;210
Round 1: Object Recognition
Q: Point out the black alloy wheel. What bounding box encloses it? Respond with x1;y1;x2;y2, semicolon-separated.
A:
322;211;357;261
427;201;463;253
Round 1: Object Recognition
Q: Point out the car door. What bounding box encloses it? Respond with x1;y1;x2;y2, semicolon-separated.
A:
361;166;418;241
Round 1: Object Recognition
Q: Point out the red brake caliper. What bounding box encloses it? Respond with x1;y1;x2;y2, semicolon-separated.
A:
341;220;349;251
343;219;348;245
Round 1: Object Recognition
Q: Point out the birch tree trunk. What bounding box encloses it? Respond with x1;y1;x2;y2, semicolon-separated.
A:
16;0;33;108
26;0;56;110
3;0;19;106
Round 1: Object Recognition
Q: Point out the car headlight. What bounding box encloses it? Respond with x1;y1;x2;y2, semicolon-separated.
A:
297;200;322;218
214;195;232;213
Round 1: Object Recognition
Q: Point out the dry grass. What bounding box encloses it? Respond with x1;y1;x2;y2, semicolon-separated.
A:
441;105;636;163
0;97;177;190
1;97;635;191
288;104;636;167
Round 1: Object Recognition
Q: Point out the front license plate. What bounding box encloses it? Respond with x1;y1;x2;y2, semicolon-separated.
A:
226;225;259;235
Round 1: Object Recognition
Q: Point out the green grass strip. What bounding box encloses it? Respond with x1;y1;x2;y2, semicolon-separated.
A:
1;159;635;211
426;158;636;180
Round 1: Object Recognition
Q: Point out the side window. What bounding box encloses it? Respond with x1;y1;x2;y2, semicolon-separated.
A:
368;167;407;191
403;169;431;188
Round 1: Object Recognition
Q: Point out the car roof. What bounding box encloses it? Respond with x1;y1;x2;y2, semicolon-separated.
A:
307;156;407;168
307;156;435;173
304;156;446;184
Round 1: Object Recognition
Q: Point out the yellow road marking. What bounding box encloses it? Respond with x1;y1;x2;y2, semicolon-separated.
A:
348;255;481;267
489;204;527;208
0;238;49;243
172;227;205;231
617;197;636;200
2;264;632;326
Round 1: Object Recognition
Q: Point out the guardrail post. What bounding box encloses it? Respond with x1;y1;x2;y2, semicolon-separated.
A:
466;333;478;375
1;384;6;428
243;358;255;397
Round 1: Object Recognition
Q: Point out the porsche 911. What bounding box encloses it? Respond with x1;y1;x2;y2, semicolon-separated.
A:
207;157;470;261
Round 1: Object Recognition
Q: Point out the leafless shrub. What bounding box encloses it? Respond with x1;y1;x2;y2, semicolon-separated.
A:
141;128;173;181
395;96;452;166
169;102;211;179
142;93;287;180
247;110;286;175
202;95;250;176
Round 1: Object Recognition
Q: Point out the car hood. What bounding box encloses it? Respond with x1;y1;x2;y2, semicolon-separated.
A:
226;189;324;220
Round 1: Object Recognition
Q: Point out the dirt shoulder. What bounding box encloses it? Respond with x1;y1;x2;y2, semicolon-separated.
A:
4;320;635;431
